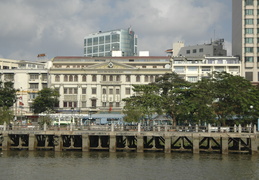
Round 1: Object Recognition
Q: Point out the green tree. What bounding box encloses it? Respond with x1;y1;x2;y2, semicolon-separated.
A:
151;72;191;125
203;72;259;126
123;84;161;123
31;88;60;114
0;81;17;124
0;81;18;108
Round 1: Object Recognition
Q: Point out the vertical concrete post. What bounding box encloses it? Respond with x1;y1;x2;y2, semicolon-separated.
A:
208;124;211;133
2;133;9;151
138;123;141;132
238;124;242;133
55;135;62;152
137;135;144;152
3;122;6;131
82;134;90;152
250;136;258;155
195;124;198;132
192;135;199;154
70;123;73;131
234;124;237;133
111;124;114;132
221;137;228;154
28;134;35;151
109;135;116;152
164;136;171;153
254;125;257;134
44;123;47;131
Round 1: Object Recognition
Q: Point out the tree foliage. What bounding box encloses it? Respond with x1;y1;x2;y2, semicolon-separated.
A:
122;72;259;126
31;88;60;114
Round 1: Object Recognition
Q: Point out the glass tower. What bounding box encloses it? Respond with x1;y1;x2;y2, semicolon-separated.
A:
84;28;138;57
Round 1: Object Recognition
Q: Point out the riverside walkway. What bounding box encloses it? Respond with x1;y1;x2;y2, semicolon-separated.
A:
0;123;258;154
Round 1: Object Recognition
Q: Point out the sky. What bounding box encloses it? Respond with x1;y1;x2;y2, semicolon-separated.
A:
0;0;232;61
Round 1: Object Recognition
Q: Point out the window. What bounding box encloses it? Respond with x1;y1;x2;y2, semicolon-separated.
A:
109;75;113;81
82;75;87;82
29;83;38;89
245;38;254;44
105;35;110;43
102;89;106;94
193;49;197;53
245;9;253;15
30;74;39;80
116;89;120;94
42;83;47;89
99;36;104;44
116;102;120;107
245;19;254;25
64;88;68;94
55;75;60;82
91;99;96;108
199;48;203;52
150;76;154;82
109;89;113;94
116;75;120;81
245;47;254;53
245;56;254;62
186;50;190;54
87;38;92;46
92;75;97;82
126;88;131;95
126;75;131;82
136;75;140;82
103;75;106;81
112;34;120;42
69;75;73;82
187;76;198;82
93;37;98;45
245;0;253;5
144;75;149;82
82;101;87;108
74;75;78;82
82;88;87;94
92;88;97;94
245;72;253;81
246;47;255;55
42;74;48;81
245;28;254;34
187;66;198;72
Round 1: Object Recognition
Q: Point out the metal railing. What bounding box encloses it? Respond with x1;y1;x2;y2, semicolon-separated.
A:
0;123;257;133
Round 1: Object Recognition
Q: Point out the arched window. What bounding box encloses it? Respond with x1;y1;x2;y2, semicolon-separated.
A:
82;75;87;82
64;75;68;82
55;75;60;82
136;75;140;82
69;75;73;82
74;75;78;82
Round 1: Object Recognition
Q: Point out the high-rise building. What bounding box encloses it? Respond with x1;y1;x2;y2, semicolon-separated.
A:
232;0;259;82
84;27;138;57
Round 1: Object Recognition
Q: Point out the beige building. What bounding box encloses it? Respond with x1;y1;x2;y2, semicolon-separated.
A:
49;56;171;114
232;0;259;83
172;56;241;82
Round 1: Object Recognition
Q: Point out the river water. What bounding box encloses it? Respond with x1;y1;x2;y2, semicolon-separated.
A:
0;151;258;180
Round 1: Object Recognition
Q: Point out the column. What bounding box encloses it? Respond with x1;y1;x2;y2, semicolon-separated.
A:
164;136;171;153
250;136;258;155
221;137;228;155
109;135;116;152
82;134;90;152
2;133;9;151
28;134;35;151
54;135;63;152
137;135;144;152
192;134;199;154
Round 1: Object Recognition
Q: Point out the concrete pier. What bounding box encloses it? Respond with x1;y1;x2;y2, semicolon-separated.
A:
0;129;258;154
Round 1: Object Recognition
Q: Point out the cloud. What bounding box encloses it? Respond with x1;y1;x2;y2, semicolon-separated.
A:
0;0;231;60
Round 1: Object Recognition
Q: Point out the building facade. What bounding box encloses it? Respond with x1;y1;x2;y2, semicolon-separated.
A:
49;56;171;114
84;28;138;57
173;39;227;57
232;0;259;82
0;58;49;121
172;56;241;82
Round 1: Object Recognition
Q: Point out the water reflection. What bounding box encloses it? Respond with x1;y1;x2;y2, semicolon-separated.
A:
0;151;259;180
